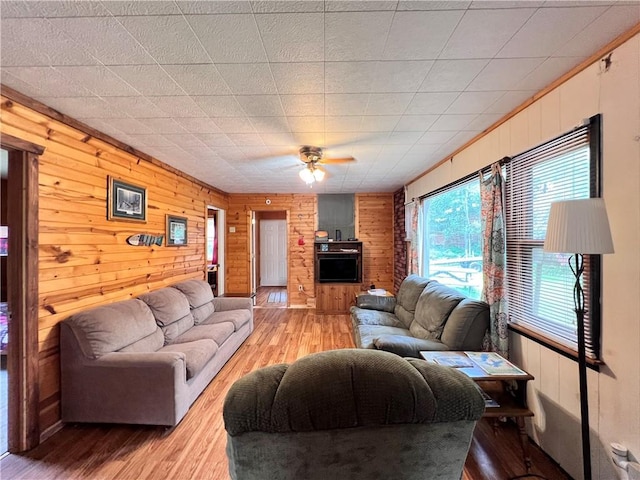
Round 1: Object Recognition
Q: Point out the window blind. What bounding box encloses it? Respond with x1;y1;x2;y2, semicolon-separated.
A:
505;117;601;358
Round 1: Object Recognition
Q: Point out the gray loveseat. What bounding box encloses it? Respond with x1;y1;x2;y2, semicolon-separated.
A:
350;274;489;358
60;279;253;426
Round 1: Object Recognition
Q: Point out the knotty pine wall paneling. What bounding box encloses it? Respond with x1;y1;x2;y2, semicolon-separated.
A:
355;193;394;292
226;194;316;307
0;95;229;437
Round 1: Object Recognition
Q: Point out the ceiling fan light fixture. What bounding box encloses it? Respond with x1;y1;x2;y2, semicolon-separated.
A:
313;167;325;182
299;166;315;184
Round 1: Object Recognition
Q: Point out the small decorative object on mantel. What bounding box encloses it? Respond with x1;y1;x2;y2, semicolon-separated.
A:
315;230;328;242
107;176;147;222
166;215;188;246
126;234;164;247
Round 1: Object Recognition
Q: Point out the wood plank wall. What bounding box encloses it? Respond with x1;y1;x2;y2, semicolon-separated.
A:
0;96;228;435
356;193;394;292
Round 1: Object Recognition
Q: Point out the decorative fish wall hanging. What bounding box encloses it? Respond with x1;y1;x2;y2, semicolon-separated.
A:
126;234;164;247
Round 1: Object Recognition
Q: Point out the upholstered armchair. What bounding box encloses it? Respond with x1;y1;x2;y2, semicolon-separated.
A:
223;349;485;480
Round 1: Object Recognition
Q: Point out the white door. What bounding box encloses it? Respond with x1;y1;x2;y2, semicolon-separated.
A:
260;219;287;286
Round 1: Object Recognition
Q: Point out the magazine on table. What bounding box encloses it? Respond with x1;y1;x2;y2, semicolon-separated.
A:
464;351;528;376
430;352;475;368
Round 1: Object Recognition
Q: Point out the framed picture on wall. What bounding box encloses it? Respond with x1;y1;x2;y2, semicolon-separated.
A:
166;215;188;246
107;176;147;222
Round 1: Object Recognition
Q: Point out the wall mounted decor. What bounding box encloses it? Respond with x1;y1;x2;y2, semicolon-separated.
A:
166;215;188;246
107;176;146;222
126;234;164;247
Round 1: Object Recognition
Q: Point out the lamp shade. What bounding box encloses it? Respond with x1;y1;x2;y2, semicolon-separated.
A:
544;198;614;254
299;167;314;184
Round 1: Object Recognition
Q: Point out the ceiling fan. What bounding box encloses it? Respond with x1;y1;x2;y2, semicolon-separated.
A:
298;146;355;185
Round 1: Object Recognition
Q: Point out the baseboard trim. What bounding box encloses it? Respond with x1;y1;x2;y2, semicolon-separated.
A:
40;420;63;444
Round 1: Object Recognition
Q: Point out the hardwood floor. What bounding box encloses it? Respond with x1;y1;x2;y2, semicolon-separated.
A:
0;309;571;480
255;286;287;308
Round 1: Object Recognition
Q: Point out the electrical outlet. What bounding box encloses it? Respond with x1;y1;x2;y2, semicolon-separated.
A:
298;285;304;292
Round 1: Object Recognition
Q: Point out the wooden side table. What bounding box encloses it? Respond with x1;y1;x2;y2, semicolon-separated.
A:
420;351;536;478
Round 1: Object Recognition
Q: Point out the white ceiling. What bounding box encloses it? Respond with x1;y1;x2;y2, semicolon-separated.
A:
1;1;639;193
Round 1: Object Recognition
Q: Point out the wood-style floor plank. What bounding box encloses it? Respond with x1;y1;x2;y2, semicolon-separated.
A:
1;309;570;480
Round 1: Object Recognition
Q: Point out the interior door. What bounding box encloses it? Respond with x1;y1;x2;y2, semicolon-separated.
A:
260;219;287;286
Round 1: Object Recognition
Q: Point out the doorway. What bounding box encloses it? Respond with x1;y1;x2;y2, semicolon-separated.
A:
1;149;8;455
253;211;288;308
206;206;225;296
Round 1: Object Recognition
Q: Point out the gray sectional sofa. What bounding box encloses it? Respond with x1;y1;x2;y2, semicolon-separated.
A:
350;274;489;358
60;279;253;427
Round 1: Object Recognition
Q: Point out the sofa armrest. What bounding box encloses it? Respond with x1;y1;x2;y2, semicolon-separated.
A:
373;335;449;358
62;351;187;426
213;297;254;313
356;295;396;313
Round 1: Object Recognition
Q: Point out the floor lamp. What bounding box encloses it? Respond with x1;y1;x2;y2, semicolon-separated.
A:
544;198;614;480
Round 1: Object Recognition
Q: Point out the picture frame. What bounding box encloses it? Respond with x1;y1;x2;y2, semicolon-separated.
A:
107;177;146;222
166;215;188;246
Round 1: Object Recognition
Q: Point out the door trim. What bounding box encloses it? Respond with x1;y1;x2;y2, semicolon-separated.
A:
1;133;42;452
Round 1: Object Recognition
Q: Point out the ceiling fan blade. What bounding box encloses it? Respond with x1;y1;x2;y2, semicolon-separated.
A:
319;156;355;164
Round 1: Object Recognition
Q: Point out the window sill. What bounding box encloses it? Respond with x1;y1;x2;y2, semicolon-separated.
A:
508;323;604;371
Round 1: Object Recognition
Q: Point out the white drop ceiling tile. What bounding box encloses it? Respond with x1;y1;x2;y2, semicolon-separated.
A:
192;96;246;117
101;118;155;135
359;116;401;132
251;1;324;13
325;116;363;132
236;95;286;117
54;66;140;96
383;11;465;60
0;18;99;67
371;61;434;93
514;57;584;91
48;17;155;65
259;133;297;145
406;92;460;114
397;1;471;10
324;62;377;93
325;12;394;61
125;134;176;147
429;114;477;131
177;1;253;14
165;134;207;148
194;134;235;147
173;117;222;134
485;90;537;114
107;65;184;96
186;14;267;63
182;146;218;158
446;91;504;114
330;1;400;11
134;118;189;134
386;131;424;145
364;93;414;115
163;65;232;96
227;133;266;146
249;117;291;133
469;1;545;7
324;94;371;115
37;96;125;119
239;146;276;160
417;131;457;144
211;117;257;134
465;113;504;132
256;13;324;62
0;71;47;99
81;118;126;137
216;64;277;94
270;62;324;94
280;94;324;116
292;132;326;146
210;146;247;161
102;1;181;15
146;96;206;118
0;1;44;18
556;5;640;57
468;58;546;91
497;6;607;58
4;66;94;97
440;8;536;59
394;115;439;131
118;15;210;65
32;1;111;17
419;59;489;92
107;96;170;118
288;116;325;132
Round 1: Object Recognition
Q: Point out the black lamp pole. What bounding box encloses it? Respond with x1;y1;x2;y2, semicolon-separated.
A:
570;253;592;480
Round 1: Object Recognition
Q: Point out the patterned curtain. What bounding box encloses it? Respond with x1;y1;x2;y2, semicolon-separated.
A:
480;163;508;357
408;199;421;274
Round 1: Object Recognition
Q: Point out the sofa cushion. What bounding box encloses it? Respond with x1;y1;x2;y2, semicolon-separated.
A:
201;310;251;331
65;299;159;359
138;287;195;344
355;324;412;349
172;279;216;325
373;335;449;358
349;307;404;328
394;275;431;328
410;282;464;341
118;328;164;354
440;299;490;350
159;339;218;380
171;322;235;347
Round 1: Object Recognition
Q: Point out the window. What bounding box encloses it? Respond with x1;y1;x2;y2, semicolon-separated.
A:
506;115;602;359
421;178;482;299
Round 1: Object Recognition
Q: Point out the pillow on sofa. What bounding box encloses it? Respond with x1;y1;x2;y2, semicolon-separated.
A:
172;279;215;324
410;282;463;341
394;275;431;328
139;288;195;344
